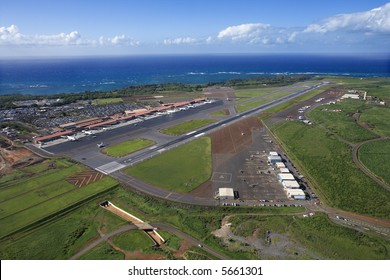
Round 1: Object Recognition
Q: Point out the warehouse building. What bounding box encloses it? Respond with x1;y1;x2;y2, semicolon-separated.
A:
277;173;295;182
286;189;306;200
282;180;300;189
279;168;290;173
268;155;282;164
275;162;286;169
215;188;234;200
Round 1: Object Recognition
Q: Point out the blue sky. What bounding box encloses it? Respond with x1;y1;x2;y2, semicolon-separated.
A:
1;0;390;56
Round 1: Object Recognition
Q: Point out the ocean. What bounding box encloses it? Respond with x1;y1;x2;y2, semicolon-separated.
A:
0;54;389;95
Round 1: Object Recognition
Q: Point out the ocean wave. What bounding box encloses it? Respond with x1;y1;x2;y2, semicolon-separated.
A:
212;71;242;75
187;72;206;75
100;81;116;85
29;84;48;88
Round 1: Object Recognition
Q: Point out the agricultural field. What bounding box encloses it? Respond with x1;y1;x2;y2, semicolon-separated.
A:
125;137;212;192
307;99;377;143
0;158;118;239
359;140;390;186
272;121;390;219
102;138;155;157
359;106;390;136
160;119;216;136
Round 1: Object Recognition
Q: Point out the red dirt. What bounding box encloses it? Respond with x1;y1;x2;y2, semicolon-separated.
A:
210;116;262;154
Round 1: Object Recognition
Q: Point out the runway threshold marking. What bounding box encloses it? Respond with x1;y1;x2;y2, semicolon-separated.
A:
186;130;197;136
194;132;205;138
96;161;126;174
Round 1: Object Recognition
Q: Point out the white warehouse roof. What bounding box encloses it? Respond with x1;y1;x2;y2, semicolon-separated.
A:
282;180;300;189
279;168;290;173
275;162;286;168
218;188;234;199
277;173;295;182
269;151;278;156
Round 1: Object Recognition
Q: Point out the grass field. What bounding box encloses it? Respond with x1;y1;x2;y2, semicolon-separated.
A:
102;138;155;157
359;140;390;186
0;159;118;239
92;98;123;105
125;137;212;192
236;99;268;113
307;100;377;143
79;242;125;260
229;213;390;259
235;89;274;99
210;109;229;116
160;119;216;135
359;106;390;136
272;121;390;219
111;230;154;252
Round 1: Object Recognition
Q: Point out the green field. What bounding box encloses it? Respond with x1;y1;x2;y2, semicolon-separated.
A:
235;89;274;99
111;230;154;252
102;138;155;157
79;242;125;260
272;121;390;219
307;100;378;143
360;106;390;136
125;137;212;192
236;99;268;113
210;109;229;116
359;140;390;186
160;119;216;135
230;213;390;259
0;159;118;239
92;98;123;105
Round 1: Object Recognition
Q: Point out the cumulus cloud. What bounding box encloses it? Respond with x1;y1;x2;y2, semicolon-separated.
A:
163;37;198;45
99;34;140;46
217;23;270;41
0;25;139;47
0;25;83;46
304;3;390;33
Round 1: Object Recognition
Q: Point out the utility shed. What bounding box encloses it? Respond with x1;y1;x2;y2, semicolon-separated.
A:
216;188;234;200
268;155;282;164
282;180;300;189
275;162;286;169
279;168;290;173
277;173;295;182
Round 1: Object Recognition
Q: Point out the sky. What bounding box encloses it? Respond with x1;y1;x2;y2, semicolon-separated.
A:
1;0;390;57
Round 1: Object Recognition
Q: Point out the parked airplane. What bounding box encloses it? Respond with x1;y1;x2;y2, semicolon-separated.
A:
82;130;95;135
97;142;105;148
61;135;77;141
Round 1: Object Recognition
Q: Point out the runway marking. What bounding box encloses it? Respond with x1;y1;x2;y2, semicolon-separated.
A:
149;145;157;150
158;148;166;153
194;132;205;138
211;172;232;183
96;161;126;174
186;130;197;135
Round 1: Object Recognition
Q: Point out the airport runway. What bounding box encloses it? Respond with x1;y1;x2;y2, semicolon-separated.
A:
43;82;327;205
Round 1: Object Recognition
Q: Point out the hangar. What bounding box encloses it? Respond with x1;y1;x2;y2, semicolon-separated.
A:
215;188;235;200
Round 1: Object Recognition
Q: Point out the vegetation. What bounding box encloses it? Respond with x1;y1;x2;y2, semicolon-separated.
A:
360;106;390;136
125;137;212;192
272;121;390;219
102;138;155;157
78;242;124;260
111;231;154;252
359;140;390;185
307;99;378;143
210;109;229;116
235;89;274;99
0;158;118;239
229;213;390;259
92;98;123;105
236;99;268;113
160;119;216;135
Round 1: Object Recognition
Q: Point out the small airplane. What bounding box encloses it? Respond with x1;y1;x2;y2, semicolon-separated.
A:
61;135;77;141
97;142;105;148
82;130;95;135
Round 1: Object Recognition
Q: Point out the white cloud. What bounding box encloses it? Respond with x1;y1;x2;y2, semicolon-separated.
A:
304;3;390;33
0;25;139;47
217;23;270;40
163;37;198;45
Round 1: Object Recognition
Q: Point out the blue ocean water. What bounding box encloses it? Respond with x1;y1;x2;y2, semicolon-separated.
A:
0;54;389;95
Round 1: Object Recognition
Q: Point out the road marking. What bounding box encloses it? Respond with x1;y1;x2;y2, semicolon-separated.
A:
211;172;232;183
158;148;166;153
149;145;157;149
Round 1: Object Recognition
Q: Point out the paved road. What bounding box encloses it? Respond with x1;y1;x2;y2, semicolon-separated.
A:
69;223;229;260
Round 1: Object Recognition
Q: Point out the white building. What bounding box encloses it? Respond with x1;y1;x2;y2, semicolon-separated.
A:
215;188;234;200
282;180;300;189
269;151;278;156
286;189;306;200
341;94;360;100
268;155;282;164
277;173;295;182
275;162;286;169
279;168;290;173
